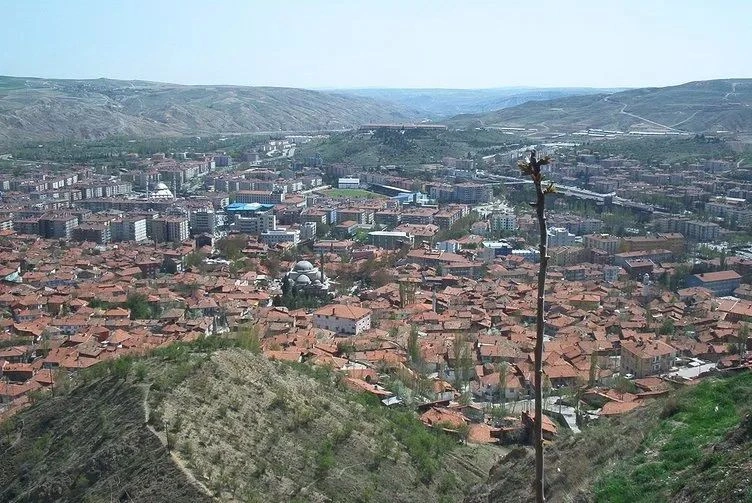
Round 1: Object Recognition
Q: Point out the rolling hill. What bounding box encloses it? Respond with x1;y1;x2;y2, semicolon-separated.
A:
447;79;752;134
0;346;499;503
335;87;621;118
0;76;419;144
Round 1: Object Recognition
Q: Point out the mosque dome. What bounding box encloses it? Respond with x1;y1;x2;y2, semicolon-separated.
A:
294;260;314;271
295;274;312;284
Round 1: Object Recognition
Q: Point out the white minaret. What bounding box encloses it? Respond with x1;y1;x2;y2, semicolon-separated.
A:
642;273;651;300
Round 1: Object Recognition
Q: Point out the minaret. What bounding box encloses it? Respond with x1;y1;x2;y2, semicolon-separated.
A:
642;273;651;301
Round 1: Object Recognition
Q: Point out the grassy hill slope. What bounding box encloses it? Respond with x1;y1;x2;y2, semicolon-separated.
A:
0;76;419;144
466;371;752;503
447;79;752;134
0;374;211;503
0;344;500;503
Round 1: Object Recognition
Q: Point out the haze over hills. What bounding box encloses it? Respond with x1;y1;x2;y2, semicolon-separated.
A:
446;79;752;134
334;87;623;118
0;76;420;144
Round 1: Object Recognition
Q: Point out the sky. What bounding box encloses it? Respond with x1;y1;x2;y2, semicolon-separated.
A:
2;0;751;89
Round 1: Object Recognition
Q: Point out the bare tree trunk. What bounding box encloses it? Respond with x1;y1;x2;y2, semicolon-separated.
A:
520;149;551;503
534;174;548;503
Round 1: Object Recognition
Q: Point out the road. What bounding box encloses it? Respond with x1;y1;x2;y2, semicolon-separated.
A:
604;96;681;132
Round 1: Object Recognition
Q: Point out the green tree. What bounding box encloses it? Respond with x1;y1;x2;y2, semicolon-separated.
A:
126;292;151;320
407;325;422;369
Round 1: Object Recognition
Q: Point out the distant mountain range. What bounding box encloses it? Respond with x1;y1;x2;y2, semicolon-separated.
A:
445;79;752;134
335;87;623;118
0;76;419;144
1;76;751;145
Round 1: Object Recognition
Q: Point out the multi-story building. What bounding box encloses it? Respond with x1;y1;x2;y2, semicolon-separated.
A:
338;177;360;189
260;229;300;246
72;223;111;244
111;218;148;242
620;234;685;256
151;216;189;243
583;234;620;255
374;209;401;228
490;212;518;232
313;304;372;336
621;339;677;378
687;270;742;296
547;227;576;248
452;182;492;204
369;231;414;250
433;205;468;230
189;209;216;234
300;221;317;241
38;215;79;240
234;191;285;205
13;218;40;235
401;207;437;225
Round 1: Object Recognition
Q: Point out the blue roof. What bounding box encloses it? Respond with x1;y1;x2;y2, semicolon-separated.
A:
225;202;275;213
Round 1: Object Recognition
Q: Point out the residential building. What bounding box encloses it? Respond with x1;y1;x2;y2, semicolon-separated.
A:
490;212;518;232
369;231;413;250
111;218;148;242
190;209;216;234
452;182;492;204
38;215;79;240
621;339;677;378
152;216;189;243
686;271;743;296
72;223;111;244
583;234;620;255
261;229;300;246
313;304;372;335
547;227;576;247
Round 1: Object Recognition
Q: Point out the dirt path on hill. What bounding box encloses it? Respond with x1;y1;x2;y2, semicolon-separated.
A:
142;385;215;499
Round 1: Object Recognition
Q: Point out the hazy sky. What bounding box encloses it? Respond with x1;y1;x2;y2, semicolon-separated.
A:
3;0;750;89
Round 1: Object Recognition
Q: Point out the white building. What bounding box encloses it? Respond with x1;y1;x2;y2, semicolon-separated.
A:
300;221;317;241
338;177;360;189
190;209;216;234
547;227;576;247
313;304;372;336
604;265;621;284
261;228;300;246
111;218;147;242
490;212;518;232
235;213;277;235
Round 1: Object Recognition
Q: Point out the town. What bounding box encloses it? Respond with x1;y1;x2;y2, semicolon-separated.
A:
0;126;750;448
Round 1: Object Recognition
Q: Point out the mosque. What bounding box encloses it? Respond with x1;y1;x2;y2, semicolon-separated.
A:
284;258;331;295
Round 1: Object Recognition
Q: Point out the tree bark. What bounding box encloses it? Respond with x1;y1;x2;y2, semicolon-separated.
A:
532;151;548;503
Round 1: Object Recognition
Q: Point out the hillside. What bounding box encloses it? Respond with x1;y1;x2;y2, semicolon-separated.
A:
336;88;619;118
466;370;752;503
0;345;500;503
447;79;752;134
0;76;419;144
295;128;525;168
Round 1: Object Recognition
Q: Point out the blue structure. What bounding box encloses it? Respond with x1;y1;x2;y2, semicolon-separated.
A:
225;202;275;216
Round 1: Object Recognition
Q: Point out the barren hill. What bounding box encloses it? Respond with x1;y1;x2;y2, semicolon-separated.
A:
0;76;418;144
447;79;752;134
